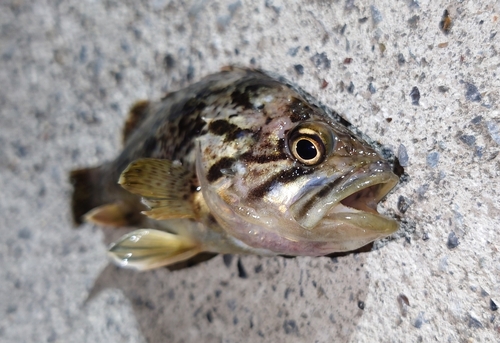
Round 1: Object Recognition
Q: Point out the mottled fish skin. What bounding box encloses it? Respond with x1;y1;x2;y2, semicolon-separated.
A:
70;67;400;270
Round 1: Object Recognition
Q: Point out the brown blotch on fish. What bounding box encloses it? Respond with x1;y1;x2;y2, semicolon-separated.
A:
248;167;314;199
207;157;237;182
288;97;311;122
231;89;253;109
240;139;287;163
208;119;246;142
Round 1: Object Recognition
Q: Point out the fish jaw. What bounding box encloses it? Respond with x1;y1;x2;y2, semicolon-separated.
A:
289;159;399;230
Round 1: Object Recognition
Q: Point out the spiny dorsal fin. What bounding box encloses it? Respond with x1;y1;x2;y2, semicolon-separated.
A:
119;158;196;220
123;100;150;144
108;229;202;270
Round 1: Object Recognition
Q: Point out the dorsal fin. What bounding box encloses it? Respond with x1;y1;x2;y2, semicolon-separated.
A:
122;100;150;144
118;158;196;220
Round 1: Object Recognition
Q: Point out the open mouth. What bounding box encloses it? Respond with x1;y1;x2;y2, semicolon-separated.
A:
340;184;384;214
290;165;400;232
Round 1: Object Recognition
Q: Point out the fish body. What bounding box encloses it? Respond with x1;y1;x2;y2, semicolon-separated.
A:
70;67;399;270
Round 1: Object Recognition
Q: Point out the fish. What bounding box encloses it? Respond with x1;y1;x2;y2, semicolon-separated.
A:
69;67;400;271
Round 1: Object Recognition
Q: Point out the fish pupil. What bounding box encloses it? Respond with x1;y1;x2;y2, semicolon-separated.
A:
296;139;317;160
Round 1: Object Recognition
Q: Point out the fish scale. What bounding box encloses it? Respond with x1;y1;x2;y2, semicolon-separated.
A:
69;67;400;271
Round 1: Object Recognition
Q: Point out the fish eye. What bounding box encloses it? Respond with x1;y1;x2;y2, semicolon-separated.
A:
288;122;334;166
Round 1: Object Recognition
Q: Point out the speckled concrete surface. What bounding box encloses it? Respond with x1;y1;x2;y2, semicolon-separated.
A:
1;0;499;342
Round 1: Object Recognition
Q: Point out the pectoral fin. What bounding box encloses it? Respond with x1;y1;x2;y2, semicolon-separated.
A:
108;229;202;270
119;158;196;220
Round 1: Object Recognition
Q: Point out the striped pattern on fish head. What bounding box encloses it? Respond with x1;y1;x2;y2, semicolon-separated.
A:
196;75;399;256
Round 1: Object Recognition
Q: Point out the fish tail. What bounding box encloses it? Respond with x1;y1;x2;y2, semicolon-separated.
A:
69;166;105;225
70;165;148;227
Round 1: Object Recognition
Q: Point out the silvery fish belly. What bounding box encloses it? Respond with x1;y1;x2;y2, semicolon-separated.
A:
69;67;400;271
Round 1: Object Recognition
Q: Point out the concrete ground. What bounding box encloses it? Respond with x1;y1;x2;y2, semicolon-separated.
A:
1;0;499;342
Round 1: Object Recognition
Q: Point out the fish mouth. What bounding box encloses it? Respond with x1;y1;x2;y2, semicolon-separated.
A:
289;160;399;240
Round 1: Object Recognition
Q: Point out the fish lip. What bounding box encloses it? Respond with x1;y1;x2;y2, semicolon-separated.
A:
290;160;399;231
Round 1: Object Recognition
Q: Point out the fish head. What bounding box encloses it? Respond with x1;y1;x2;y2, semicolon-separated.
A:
197;86;399;255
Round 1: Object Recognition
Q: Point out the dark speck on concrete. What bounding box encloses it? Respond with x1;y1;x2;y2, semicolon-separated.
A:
490;299;498;311
347;82;354;93
358;17;368;24
206;310;213;323
398;144;409;167
228;1;242;15
18;227;32;240
6;304;17;314
417;184;429;200
164;54;175;70
186;65;195;81
358;301;365;310
407;0;420;9
12;142;28;157
446;231;459;249
237;258;248;279
79;46;87;63
465;82;481;102
468;314;483;328
304;46;310;52
413;312;424;328
370;5;383;24
167;289;175;300
426;151;439;168
310;52;331;70
344;0;355;10
250;57;256;65
226;299;237;311
77;110;100;125
288;47;300;57
422;232;429;241
459;134;476;147
487;121;500;145
254;264;262;273
397;294;410;317
439;9;452;34
294;64;304;75
265;0;281;14
329;313;336;323
222;254;233;267
340;23;347;34
397;195;411;214
475;146;483;157
471;115;482;124
410;86;420;105
397;53;405;66
283;319;299;335
407;15;419;29
437;86;449;93
368;82;376;94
